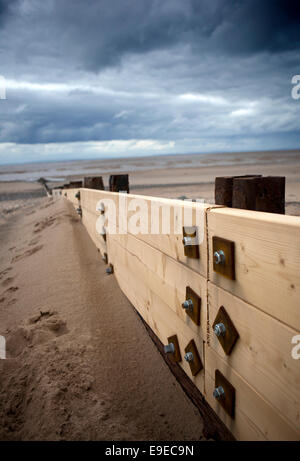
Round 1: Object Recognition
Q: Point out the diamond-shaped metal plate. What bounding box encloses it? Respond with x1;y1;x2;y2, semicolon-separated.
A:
215;369;235;419
167;335;182;363
182;226;200;259
212;236;235;280
212;306;239;355
184;339;203;376
184;287;201;326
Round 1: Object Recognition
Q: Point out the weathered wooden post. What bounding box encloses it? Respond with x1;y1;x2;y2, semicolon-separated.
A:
69;180;83;188
109;174;129;193
215;175;261;207
215;175;285;214
83;176;104;190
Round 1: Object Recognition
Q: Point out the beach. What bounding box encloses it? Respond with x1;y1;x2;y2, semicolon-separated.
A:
1;149;300;440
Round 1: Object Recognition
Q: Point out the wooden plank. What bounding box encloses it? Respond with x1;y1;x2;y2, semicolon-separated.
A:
204;346;300;441
208;282;300;431
208;207;300;330
107;234;205;392
108;234;206;346
65;188;80;206
81;207;107;256
139;315;235;441
108;232;207;338
80;188;214;277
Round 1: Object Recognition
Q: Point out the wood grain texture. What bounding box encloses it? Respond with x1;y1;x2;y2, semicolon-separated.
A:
139;316;235;441
81;206;107;256
208;207;300;330
65;188;80;206
65;189;300;440
80;188;213;277
107;233;205;392
108;232;208;338
204;346;300;441
208;282;300;431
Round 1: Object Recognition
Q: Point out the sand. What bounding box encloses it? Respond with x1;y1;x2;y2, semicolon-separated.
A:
0;197;205;441
1;150;300;440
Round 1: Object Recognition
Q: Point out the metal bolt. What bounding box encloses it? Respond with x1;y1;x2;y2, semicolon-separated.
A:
182;236;193;246
184;352;194;362
213;386;225;400
164;343;175;354
106;264;114;275
98;203;105;214
214;322;226;337
76;207;82;216
182;299;193;312
214;250;225;265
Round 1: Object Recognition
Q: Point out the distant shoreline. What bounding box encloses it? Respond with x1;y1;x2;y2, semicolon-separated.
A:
1;149;300;183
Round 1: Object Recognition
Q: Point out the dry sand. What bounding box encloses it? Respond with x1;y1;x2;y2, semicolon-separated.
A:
0;197;205;441
1;150;300;440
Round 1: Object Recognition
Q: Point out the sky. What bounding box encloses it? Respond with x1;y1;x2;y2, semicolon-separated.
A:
0;0;300;164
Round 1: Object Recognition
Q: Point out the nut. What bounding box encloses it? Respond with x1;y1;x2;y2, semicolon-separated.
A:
182;236;193;246
214;250;225;265
164;343;175;354
182;299;193;312
214;322;226;337
213;386;225;400
184;352;194;362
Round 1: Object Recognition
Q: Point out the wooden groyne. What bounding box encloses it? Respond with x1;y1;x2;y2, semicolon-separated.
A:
64;184;300;441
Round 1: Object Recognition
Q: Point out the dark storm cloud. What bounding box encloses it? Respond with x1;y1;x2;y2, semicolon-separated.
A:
2;0;300;73
0;0;300;161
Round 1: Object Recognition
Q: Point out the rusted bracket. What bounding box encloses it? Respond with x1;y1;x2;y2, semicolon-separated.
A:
214;370;235;419
182;226;200;259
182;286;201;326
212;236;235;280
164;335;182;363
212;306;239;355
184;339;203;376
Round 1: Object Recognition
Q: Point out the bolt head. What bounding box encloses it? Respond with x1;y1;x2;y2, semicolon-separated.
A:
184;352;194;362
182;299;193;311
164;343;175;354
182;236;193;247
214;322;226;337
213;386;225;400
106;264;114;275
98;203;105;213
214;250;225;265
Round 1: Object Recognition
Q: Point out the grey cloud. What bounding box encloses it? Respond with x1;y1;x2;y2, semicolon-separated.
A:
0;0;300;160
1;0;300;76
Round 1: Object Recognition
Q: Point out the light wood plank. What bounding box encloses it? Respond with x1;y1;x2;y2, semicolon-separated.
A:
107;234;205;392
108;232;207;338
204;346;300;441
65;188;80;206
208;282;300;431
81;207;107;256
81;188;213;277
208;207;300;330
